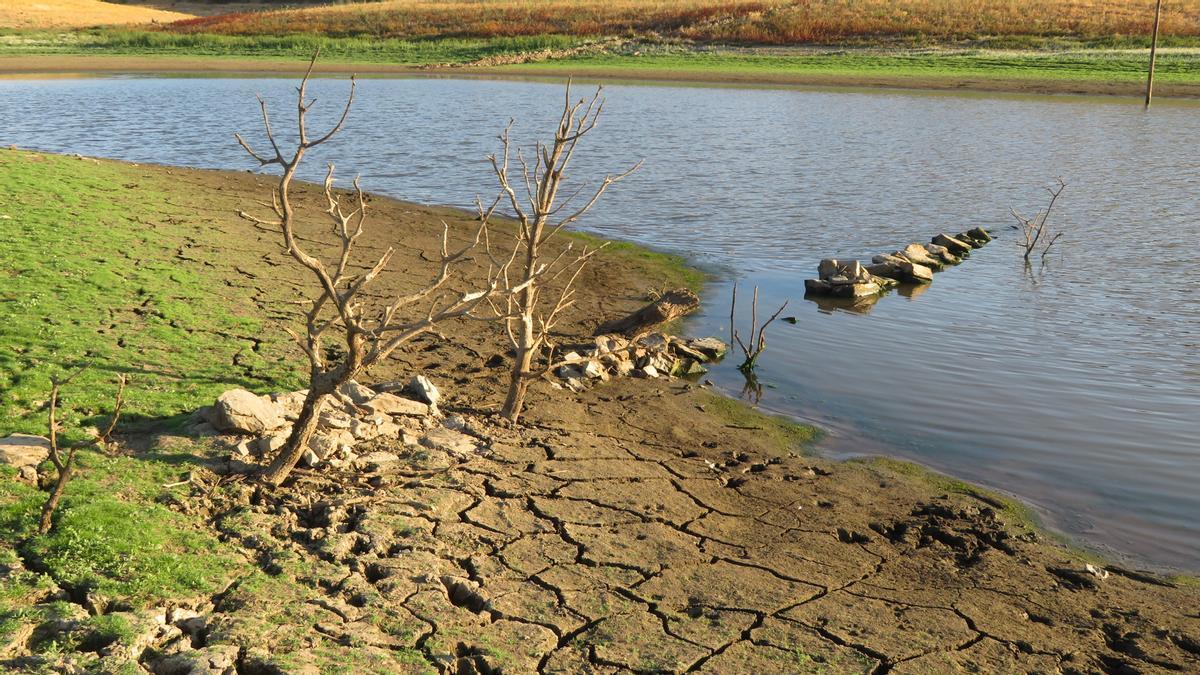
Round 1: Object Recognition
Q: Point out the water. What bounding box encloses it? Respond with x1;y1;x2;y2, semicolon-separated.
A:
1;76;1196;570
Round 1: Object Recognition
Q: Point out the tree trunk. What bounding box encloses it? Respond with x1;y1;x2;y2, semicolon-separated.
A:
38;462;72;534
261;385;331;486
501;315;536;422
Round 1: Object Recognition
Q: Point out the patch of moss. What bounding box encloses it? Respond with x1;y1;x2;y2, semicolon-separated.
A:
699;390;821;454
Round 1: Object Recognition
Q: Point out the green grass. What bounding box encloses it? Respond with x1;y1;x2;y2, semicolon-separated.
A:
502;47;1200;86
567;231;709;293
0;29;586;64
0;150;304;440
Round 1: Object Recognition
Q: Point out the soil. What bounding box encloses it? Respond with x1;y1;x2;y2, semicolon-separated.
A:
4;160;1200;673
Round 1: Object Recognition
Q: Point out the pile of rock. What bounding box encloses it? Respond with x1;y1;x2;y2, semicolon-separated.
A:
805;227;993;299
552;332;728;391
0;433;51;483
189;376;483;469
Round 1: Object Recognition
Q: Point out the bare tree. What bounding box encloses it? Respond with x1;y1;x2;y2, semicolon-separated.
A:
1012;178;1067;261
235;53;508;486
730;283;788;374
39;369;126;534
487;83;641;423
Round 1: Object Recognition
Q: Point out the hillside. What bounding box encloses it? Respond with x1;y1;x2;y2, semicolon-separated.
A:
164;0;1200;47
0;0;193;29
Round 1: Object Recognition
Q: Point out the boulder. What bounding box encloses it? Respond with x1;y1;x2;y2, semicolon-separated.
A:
0;434;51;475
257;432;289;456
308;430;354;461
582;360;609;381
967;226;993;243
637;365;660;378
269;390;308;420
593;334;628;355
670;359;708;377
865;259;932;284
210;389;287;435
932;233;973;255
366;393;429;418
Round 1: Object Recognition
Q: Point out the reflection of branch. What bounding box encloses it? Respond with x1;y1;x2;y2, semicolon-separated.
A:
730;283;788;373
39;369;127;534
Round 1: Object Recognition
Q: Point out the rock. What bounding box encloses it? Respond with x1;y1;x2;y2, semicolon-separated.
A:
349;418;380;441
366;392;429;417
593;334;628;354
558;365;588;391
866;259;933;284
955;231;985;248
308;431;353;461
594;288;701;337
231;440;252;458
817;258;841;280
871;275;900;290
637;365;660;378
270;390;308;419
257;432;288;456
612;358;636;377
671;359;708;377
407;375;440;407
444;414;467;431
301;448;322;468
420;428;477;456
0;434;51;473
806;279;883;297
932;233;973;255
687;337;728;360
319;409;353;429
967;226;993;243
899;244;944;270
211;389;287;435
646;351;676;374
924;242;961;265
337;380;376;406
582;360;609;381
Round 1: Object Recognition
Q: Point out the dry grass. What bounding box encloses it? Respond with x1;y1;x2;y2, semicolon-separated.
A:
0;0;193;29
163;0;1200;44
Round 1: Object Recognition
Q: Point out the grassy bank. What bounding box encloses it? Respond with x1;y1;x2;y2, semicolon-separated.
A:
5;30;1200;98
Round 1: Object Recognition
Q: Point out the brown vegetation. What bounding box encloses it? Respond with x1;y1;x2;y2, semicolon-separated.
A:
165;0;1200;44
0;0;192;29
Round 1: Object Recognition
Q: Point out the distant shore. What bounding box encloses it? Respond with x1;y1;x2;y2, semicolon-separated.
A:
4;52;1200;100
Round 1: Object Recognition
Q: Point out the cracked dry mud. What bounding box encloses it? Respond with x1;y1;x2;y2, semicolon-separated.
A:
6;160;1198;673
163;379;1200;674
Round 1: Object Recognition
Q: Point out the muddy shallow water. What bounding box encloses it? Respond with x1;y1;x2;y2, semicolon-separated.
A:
0;76;1196;570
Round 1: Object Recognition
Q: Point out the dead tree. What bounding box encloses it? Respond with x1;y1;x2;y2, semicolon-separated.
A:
235;52;508;486
1012;178;1067;261
730;283;788;374
487;83;641;423
39;369;126;535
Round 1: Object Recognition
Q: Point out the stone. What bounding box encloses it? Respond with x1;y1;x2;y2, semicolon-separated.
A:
148;645;240;675
806;278;883;297
637;365;660;378
308;431;353;460
231;440;252;458
613;358;636;377
582;360;609;381
671;359;708;377
337;380;376;405
967;226;993;243
594;334;628;355
366;392;429;417
932;233;973;255
817;258;841;280
407;375;440;407
349;418;380;441
319;409;353;429
899;244;944;270
301;448;322;468
420;427;477;456
257;432;288;456
0;434;51;473
924;242;961;265
955;231;985;248
211;389;287;434
687;337;728;360
866;259;933;284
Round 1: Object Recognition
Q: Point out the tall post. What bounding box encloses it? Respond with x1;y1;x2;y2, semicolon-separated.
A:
1145;0;1164;107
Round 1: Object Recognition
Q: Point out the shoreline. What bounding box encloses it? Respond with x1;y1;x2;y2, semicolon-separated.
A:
4;53;1200;100
2;149;1197;671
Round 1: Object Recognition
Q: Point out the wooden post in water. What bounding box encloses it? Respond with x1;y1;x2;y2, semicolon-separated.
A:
1145;0;1164;107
